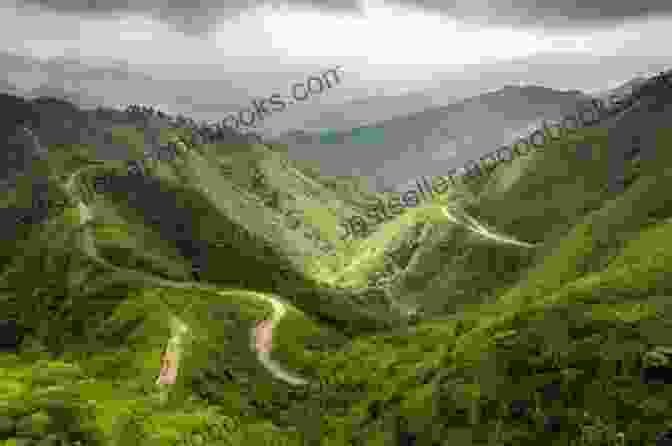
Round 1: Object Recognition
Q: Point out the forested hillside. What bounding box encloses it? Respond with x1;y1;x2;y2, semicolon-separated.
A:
1;69;672;446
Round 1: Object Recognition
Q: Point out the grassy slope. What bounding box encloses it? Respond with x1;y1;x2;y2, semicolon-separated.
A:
1;212;343;445
0;115;398;445
300;123;672;445
327;189;537;319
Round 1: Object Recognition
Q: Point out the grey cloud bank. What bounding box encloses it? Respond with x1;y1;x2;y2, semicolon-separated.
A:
392;0;672;28
15;0;360;36
16;0;672;35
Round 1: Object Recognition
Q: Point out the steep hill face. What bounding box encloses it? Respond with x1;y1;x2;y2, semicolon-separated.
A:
0;94;404;445
304;71;672;446
352;71;672;320
465;69;672;246
0;95;404;332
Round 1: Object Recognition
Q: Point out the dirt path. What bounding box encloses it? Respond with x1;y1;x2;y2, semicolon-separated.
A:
151;289;309;389
442;206;537;248
34;158;536;393
0;160;309;390
65;166;533;389
218;290;309;386
66;163;310;387
334;204;537;286
64;165;99;224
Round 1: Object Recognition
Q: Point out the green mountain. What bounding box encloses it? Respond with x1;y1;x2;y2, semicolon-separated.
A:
1;69;672;446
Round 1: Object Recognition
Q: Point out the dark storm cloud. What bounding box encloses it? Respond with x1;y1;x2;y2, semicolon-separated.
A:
16;0;672;35
386;0;672;27
18;0;362;35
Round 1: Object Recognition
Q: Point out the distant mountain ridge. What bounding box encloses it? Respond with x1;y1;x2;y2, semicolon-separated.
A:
594;76;649;102
275;84;590;191
270;90;460;135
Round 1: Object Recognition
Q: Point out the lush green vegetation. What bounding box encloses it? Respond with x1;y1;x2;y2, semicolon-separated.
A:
2;81;672;445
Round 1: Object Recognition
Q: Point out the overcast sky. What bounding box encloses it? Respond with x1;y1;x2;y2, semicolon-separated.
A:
1;0;670;125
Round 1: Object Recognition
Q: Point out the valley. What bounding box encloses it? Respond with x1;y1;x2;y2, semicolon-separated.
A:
1;66;671;446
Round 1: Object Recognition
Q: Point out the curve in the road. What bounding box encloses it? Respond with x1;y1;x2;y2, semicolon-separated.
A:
155;315;189;392
64;166;539;390
333;205;537;285
442;207;537;248
66;166;310;387
219;290;309;386
31;159;538;394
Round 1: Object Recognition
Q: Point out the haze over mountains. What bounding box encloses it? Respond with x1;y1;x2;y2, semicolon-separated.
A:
274;84;592;191
265;88;461;135
1;52;655;196
3;47;669;139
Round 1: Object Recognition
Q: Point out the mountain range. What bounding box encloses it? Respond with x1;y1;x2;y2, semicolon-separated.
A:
0;66;671;446
273;84;592;190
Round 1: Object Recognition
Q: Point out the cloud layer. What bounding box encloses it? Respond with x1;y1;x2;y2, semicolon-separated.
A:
17;0;672;35
388;0;672;28
17;0;361;35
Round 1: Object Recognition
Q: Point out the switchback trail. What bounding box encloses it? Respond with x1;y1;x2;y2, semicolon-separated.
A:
65;165;310;387
10;155;537;393
17;164;538;389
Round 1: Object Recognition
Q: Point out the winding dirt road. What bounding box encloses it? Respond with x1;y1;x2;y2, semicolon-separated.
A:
220;290;309;386
66;166;309;386
156;289;310;388
62;164;534;390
